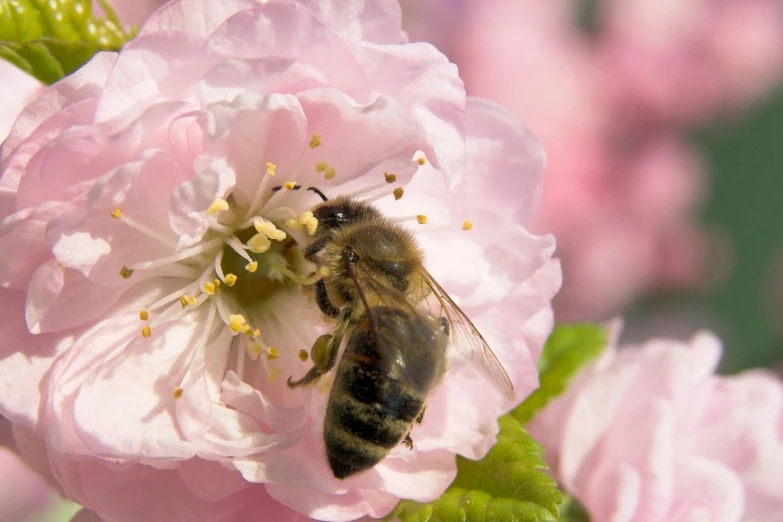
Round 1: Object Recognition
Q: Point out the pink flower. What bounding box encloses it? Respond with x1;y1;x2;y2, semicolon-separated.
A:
530;329;783;522
0;0;559;520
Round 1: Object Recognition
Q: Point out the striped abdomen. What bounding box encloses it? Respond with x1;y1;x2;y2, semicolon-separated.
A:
323;308;445;479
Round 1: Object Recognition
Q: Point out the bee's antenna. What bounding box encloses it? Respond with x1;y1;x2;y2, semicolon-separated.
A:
271;184;329;202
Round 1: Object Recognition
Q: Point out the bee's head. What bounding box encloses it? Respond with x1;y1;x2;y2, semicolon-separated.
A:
312;196;382;233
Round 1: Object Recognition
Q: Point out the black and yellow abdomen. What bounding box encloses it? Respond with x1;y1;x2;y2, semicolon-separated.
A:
323;307;446;479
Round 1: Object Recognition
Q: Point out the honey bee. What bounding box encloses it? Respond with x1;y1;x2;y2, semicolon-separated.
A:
286;194;514;479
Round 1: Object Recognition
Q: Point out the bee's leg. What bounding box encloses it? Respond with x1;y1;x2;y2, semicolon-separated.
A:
438;317;449;337
402;433;413;450
287;309;350;388
303;237;330;260
271;185;328;202
314;279;340;318
415;406;426;424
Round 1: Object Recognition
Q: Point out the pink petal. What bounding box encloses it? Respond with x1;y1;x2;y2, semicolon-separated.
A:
0;61;43;143
266;482;400;522
205;3;365;93
357;42;466;185
140;0;258;38
296;88;423;190
25;260;124;334
0;289;76;427
1;52;115;165
464;97;546;225
68;311;223;460
296;0;404;44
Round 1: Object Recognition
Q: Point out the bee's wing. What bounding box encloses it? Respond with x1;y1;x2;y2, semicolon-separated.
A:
343;260;445;377
421;269;515;400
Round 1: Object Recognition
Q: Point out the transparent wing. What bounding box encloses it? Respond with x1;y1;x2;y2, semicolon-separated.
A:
422;269;515;400
342;260;446;386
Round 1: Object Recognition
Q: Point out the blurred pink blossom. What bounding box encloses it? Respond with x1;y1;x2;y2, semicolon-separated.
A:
601;0;783;125
530;329;783;522
449;0;713;320
0;0;559;520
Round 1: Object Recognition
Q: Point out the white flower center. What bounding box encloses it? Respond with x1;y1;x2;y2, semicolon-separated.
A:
106;133;422;397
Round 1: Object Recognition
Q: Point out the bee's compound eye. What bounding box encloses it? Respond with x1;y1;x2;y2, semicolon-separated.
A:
342;247;359;263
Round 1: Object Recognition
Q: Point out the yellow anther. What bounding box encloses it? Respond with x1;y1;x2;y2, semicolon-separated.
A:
244;327;261;339
247;342;264;360
229;314;247;334
298;211;314;224
206;198;229;214
172;387;184;399
141;325;152;338
298;349;309;362
393;187;404;200
119;266;134;279
203;281;217;295
139;309;150;321
315;161;327;172
267;367;284;383
179;295;189;308
254;219;275;235
305;217;318;236
270;229;287;241
417;157;426;165
247;234;272;254
246;261;258;273
110;208;123;219
319;266;331;277
267;347;279;361
225;273;237;286
283;181;298;190
265;162;277;176
239;324;251;334
384;173;396;183
213;278;221;288
286;217;302;230
309;133;322;148
462;220;474;231
416;215;428;224
323;166;336;180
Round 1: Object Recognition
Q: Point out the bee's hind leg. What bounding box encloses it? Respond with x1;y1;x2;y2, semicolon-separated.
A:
416;406;426;424
287;309;350;388
402;433;413;450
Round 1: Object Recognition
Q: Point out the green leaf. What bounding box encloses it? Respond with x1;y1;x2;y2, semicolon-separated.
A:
0;0;134;84
557;496;590;522
387;416;564;522
512;324;607;424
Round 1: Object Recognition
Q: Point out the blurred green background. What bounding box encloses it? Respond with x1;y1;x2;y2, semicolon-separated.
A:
627;87;783;374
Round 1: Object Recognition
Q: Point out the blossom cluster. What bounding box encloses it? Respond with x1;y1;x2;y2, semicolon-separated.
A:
438;0;783;319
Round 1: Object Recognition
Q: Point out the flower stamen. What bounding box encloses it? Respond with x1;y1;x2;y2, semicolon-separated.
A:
206;198;229;215
110;208;176;248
